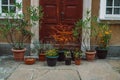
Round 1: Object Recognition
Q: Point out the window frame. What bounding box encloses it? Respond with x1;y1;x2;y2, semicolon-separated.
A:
0;0;22;18
99;0;120;20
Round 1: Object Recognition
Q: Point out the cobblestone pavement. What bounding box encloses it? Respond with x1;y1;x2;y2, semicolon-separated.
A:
0;56;120;80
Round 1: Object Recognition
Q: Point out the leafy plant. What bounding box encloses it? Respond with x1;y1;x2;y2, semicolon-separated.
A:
74;49;82;59
0;3;43;50
96;23;111;49
33;40;54;54
46;49;58;57
73;10;97;51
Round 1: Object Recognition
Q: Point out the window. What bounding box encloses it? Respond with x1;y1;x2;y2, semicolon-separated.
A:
0;0;22;17
100;0;120;20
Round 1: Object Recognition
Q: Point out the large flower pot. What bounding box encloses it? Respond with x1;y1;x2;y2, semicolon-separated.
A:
12;48;26;61
96;48;108;59
46;56;58;66
86;51;96;61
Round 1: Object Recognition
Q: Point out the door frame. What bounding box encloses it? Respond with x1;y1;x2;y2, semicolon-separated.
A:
30;0;92;52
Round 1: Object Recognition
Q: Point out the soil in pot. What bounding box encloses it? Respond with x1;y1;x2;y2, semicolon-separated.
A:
12;48;26;61
46;56;58;66
86;51;96;61
96;48;108;59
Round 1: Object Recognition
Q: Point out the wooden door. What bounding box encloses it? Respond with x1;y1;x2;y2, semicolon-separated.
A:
40;0;83;44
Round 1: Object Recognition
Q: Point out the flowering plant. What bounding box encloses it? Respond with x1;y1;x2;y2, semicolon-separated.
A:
46;49;58;57
96;23;112;49
51;24;74;49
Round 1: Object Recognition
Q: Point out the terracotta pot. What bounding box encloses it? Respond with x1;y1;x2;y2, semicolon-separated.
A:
75;58;81;65
12;48;26;61
86;51;96;61
39;53;46;61
24;58;36;65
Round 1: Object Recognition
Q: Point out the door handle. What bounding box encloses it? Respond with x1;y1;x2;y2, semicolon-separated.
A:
61;12;64;20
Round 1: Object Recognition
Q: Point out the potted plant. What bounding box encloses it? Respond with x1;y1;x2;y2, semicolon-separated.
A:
51;24;74;61
74;49;82;65
46;49;58;66
65;50;72;65
33;40;54;61
73;10;97;61
95;23;112;59
33;41;46;61
0;3;43;61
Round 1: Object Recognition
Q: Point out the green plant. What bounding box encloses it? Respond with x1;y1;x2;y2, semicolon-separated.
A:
64;50;71;58
96;23;112;49
33;40;54;54
0;3;43;50
73;10;97;51
74;48;82;59
46;49;58;57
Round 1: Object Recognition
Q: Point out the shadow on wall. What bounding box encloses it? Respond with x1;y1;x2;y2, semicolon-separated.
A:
0;43;30;56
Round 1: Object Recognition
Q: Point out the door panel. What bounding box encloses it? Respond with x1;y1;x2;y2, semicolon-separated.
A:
40;0;83;44
61;0;83;24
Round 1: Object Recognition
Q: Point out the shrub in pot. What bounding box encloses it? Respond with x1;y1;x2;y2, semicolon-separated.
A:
65;51;71;65
33;41;54;61
73;10;97;61
95;23;112;59
74;49;82;65
46;49;58;66
0;3;43;61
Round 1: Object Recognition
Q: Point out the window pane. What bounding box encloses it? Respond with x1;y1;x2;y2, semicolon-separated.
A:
114;0;120;6
106;8;112;14
107;0;113;6
2;6;8;13
114;8;120;14
10;6;16;13
10;0;16;5
2;0;8;5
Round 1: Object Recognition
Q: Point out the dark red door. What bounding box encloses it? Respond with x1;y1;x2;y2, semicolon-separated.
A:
40;0;83;43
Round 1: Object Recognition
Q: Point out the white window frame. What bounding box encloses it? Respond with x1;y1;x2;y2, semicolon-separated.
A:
99;0;120;20
0;0;22;18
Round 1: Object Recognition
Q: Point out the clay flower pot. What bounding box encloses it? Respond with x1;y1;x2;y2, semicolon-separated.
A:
86;51;96;61
12;48;26;61
24;57;36;65
39;53;46;61
75;58;81;65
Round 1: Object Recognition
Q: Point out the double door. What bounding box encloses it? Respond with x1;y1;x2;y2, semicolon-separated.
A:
40;0;83;43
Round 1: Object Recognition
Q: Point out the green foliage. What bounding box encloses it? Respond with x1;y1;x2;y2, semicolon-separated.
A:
46;49;58;57
33;40;54;54
73;10;98;51
0;3;43;50
74;50;82;59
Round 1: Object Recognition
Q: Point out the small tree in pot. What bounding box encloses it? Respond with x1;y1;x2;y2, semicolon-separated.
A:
0;3;43;61
73;10;97;61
